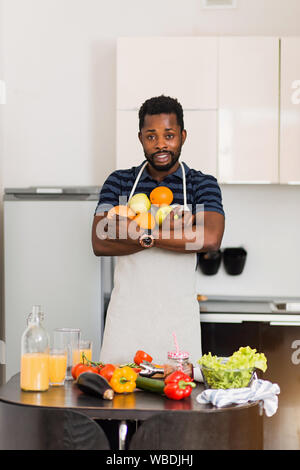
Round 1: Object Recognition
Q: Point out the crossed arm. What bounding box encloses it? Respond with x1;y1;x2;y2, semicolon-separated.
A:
91;209;225;257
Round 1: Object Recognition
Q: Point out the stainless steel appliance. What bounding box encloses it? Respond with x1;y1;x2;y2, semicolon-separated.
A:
3;186;107;382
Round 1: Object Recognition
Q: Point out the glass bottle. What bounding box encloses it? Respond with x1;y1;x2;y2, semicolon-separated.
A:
167;350;194;378
20;305;50;391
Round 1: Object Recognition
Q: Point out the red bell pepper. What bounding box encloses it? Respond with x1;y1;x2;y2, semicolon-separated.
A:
164;370;196;400
134;350;153;365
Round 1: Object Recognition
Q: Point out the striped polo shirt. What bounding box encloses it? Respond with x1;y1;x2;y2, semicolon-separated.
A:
94;160;225;217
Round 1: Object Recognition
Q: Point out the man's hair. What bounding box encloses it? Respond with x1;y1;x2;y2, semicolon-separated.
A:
138;95;184;132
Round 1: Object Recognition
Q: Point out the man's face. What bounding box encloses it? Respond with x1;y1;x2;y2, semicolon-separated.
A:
138;113;186;172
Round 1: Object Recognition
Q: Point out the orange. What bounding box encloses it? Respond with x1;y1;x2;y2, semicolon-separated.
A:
107;205;136;219
150;186;173;206
134;212;156;230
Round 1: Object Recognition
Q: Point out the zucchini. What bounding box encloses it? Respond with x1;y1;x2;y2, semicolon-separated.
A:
76;372;114;400
136;375;165;394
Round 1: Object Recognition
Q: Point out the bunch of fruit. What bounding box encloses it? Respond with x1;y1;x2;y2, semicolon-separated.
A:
107;186;179;230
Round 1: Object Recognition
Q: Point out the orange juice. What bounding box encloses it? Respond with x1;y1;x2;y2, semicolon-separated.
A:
49;354;67;385
20;353;49;391
72;349;81;365
72;348;92;364
80;348;92;362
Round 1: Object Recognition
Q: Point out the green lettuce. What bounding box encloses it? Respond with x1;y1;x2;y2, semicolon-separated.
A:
197;346;267;389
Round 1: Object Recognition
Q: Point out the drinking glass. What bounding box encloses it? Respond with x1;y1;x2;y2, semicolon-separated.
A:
79;340;93;363
53;328;81;380
49;348;67;386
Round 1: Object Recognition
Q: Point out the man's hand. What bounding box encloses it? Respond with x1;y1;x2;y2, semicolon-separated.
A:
98;214;145;243
152;210;224;253
92;213;146;256
153;206;195;238
169;206;195;229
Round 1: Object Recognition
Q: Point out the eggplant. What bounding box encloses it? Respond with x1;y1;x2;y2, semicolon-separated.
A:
76;372;114;400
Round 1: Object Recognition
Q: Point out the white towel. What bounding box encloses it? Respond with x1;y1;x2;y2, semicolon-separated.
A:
196;379;280;417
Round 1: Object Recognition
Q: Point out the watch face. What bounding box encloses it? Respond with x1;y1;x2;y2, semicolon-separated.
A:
140;234;154;248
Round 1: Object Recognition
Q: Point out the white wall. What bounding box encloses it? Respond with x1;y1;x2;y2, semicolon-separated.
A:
0;0;300;316
1;0;300;187
196;184;300;298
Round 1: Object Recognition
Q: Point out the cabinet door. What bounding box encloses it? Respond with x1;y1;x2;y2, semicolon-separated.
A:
280;38;300;183
116;110;217;176
182;111;217;176
116;110;143;169
117;37;218;110
218;37;279;183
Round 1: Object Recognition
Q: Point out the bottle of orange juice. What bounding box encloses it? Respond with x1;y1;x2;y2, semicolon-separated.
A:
20;305;50;392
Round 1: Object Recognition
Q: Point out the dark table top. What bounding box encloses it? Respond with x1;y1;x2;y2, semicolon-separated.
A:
0;373;259;421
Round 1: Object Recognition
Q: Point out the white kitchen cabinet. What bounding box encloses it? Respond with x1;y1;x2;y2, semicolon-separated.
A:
181;110;217;176
117;37;218;110
116;110;142;169
280;37;300;184
116;110;218;177
218;37;279;184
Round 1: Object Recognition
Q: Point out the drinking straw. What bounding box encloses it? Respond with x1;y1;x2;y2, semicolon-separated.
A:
172;331;183;371
172;331;179;354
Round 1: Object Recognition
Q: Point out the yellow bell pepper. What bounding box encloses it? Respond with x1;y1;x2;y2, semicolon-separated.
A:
110;366;137;393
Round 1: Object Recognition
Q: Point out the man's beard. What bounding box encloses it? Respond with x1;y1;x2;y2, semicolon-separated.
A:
145;150;181;172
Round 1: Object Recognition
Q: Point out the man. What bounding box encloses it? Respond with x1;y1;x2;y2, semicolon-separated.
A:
92;95;225;367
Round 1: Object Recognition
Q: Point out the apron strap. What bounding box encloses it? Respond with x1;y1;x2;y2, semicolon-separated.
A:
180;162;189;211
128;161;148;202
128;160;189;211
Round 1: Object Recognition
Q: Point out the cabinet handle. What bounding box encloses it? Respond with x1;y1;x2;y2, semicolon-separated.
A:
269;321;300;326
200;317;242;323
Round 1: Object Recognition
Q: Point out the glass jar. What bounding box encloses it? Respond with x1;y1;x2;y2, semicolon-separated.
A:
167;351;194;378
20;305;50;391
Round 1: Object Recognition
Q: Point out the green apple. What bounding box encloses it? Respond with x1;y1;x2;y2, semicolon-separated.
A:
155;205;174;226
128;193;151;214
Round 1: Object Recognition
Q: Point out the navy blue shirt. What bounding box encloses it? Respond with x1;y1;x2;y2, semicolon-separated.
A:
95;160;225;217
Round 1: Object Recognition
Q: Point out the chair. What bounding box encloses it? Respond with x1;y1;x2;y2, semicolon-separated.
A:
0;401;110;450
129;404;263;450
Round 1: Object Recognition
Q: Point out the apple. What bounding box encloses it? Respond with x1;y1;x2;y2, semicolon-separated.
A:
128;193;151;214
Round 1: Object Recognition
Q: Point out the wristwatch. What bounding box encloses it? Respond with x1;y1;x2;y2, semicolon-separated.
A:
139;233;155;248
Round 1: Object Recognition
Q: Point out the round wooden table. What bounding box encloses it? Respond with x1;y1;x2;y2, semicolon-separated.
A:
0;374;264;450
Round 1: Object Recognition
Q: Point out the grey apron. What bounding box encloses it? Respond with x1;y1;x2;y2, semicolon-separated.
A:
100;162;202;367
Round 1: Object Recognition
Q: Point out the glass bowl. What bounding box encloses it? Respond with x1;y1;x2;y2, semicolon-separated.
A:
200;357;257;390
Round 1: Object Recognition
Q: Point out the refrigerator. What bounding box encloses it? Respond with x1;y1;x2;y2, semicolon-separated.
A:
3;186;114;382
